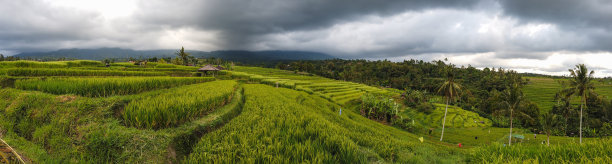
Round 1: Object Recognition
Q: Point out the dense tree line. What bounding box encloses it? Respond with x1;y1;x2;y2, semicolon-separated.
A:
276;59;609;137
0;54;22;61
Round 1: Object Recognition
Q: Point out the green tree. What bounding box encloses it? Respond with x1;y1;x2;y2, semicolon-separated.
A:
437;65;462;141
498;84;523;146
158;58;167;64
175;46;190;66
541;113;560;146
563;64;595;143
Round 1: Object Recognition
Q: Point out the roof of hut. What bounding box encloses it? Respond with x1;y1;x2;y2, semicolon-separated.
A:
215;65;225;70
198;64;219;71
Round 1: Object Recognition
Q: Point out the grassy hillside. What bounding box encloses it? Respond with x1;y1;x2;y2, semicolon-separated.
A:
1;60;611;163
186;84;464;163
523;77;612;112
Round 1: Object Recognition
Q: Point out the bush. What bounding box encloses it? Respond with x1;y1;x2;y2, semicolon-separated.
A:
401;89;430;107
390;116;424;133
360;93;399;122
415;102;435;114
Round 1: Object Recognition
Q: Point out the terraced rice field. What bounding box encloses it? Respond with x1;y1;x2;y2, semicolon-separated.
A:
420;104;492;128
523;77;612;112
228;66;395;105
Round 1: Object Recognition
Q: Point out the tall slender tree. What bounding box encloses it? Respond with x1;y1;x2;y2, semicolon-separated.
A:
175;46;191;66
499;84;523;146
541;113;560;146
437;65;462;141
494;71;533;146
563;64;595;144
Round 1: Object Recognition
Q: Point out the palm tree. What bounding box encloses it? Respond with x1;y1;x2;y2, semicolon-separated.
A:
499;84;523;146
563;64;595;144
437;65;462;141
175;46;191;66
541;113;560;146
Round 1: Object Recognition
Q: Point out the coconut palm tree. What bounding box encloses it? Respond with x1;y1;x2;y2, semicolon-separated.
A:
437;65;462;141
563;64;595;144
541;113;560;146
498;84;524;146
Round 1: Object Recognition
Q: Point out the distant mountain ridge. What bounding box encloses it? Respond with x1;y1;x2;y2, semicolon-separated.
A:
14;48;335;64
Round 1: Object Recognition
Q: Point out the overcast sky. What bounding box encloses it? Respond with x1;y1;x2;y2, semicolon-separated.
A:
1;0;611;77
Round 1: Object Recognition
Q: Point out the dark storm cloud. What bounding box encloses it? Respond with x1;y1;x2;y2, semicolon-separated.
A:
0;0;103;52
499;0;612;51
1;0;612;76
133;0;483;49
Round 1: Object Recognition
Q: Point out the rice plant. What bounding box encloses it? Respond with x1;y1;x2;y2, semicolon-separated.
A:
123;80;238;129
15;77;215;97
7;68;166;76
0;60;103;68
470;138;612;163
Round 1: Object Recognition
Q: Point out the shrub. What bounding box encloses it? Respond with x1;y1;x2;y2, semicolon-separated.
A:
401;89;430;107
416;102;435;114
360;93;399;122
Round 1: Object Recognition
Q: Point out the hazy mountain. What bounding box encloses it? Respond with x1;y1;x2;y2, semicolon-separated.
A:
14;48;335;63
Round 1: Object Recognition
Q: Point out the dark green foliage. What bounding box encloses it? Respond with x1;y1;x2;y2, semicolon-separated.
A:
401;89;430;107
360;93;399;122
416;102;435;114
175;47;191;66
277;59;530;128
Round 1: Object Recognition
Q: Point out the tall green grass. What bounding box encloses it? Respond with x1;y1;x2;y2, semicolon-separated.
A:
123;80;238;129
471;138;612;163
7;68;166;76
15;77;214;97
0;60;102;68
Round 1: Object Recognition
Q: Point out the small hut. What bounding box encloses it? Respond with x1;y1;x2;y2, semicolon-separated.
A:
198;64;220;77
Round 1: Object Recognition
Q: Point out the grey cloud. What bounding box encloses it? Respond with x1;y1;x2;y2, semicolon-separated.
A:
133;0;483;49
499;0;612;51
0;0;104;51
493;52;550;60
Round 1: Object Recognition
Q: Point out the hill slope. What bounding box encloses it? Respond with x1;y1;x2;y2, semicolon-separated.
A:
186;84;464;163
